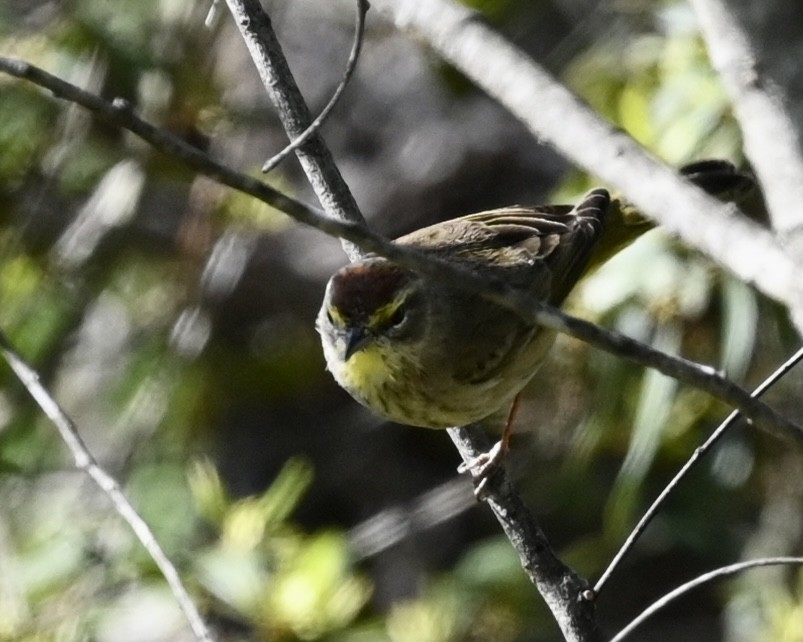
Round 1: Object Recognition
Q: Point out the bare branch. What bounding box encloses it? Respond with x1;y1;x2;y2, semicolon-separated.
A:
610;557;803;642
205;0;221;28
448;426;601;641
595;345;803;596
689;0;803;238
262;0;369;173
368;0;803;315
1;56;799;442
0;330;215;642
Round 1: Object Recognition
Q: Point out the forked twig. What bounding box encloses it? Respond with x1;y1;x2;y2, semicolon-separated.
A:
223;0;366;261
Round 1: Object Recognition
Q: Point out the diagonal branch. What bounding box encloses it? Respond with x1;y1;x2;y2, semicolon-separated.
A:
0;330;215;642
368;0;803;317
1;56;799;442
261;0;369;173
447;426;600;640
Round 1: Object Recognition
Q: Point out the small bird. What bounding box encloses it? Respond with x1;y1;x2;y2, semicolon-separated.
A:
318;190;608;430
316;161;754;476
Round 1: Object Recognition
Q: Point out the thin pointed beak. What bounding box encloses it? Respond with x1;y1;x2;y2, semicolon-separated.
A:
344;326;370;361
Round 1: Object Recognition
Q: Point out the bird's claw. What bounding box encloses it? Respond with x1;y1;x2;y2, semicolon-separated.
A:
457;439;506;499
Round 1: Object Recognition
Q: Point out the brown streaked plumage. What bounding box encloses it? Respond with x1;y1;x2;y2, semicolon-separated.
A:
317;188;610;429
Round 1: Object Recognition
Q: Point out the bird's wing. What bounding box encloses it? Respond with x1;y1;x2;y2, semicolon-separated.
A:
397;188;610;304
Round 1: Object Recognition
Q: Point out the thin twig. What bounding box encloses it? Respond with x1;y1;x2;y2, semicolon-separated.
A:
594;345;803;595
262;0;369;173
1;56;800;444
689;0;803;237
609;556;803;642
0;330;215;642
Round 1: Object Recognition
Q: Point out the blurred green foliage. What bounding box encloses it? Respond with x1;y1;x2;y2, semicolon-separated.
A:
190;459;372;640
0;0;801;641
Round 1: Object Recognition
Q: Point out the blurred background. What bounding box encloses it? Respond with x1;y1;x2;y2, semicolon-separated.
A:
0;0;802;640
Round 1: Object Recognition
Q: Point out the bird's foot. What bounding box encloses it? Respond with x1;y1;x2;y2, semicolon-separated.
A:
457;439;507;499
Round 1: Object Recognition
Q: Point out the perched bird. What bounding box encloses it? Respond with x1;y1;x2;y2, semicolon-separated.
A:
316;161;754;472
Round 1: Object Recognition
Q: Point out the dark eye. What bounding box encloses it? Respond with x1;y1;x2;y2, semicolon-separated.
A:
326;309;335;325
388;305;406;328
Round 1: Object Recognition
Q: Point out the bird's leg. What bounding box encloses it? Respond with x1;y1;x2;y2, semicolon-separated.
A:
458;395;520;497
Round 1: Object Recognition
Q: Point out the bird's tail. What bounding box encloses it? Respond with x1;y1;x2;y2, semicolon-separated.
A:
587;159;758;271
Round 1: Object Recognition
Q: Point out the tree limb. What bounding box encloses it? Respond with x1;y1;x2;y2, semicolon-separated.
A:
448;426;601;641
0;56;798;440
368;0;803;319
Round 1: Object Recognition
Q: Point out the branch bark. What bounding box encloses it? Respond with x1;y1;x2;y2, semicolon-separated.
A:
448;426;600;641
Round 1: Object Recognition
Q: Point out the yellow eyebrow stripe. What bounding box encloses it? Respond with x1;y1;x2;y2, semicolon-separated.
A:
371;299;404;328
328;307;347;325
